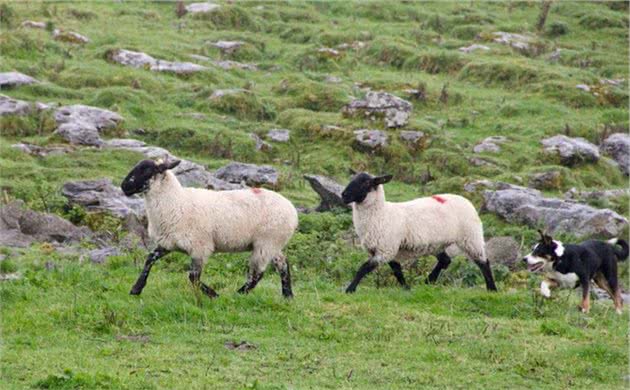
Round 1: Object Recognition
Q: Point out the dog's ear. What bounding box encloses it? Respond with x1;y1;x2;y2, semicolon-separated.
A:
537;229;552;244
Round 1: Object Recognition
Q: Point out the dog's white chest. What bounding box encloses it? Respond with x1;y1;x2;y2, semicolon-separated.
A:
552;272;579;288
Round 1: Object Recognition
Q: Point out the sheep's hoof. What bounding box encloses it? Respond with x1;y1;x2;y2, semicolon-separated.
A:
282;291;294;299
129;286;143;295
345;287;356;294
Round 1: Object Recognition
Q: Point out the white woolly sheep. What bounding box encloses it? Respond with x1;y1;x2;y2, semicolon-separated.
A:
340;172;497;292
121;159;298;298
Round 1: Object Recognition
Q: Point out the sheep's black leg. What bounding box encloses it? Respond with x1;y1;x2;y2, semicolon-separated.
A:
278;259;293;298
189;270;219;298
474;260;497;291
237;271;264;295
426;252;451;284
130;246;169;295
388;261;410;290
346;259;379;293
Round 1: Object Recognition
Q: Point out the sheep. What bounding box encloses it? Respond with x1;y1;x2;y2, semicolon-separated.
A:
120;159;298;299
340;172;497;292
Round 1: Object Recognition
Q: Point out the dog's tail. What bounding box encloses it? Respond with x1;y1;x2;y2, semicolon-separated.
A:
607;238;629;261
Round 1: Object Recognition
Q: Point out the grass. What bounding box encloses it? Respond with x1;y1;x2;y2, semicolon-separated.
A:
0;0;628;388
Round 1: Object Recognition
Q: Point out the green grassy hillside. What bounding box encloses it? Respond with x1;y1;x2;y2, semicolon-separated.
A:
1;1;628;389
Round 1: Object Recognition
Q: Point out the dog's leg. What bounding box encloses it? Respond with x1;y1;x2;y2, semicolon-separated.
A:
540;278;558;298
579;277;590;313
596;267;624;315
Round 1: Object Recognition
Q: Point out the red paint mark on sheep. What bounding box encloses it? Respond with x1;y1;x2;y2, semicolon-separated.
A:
432;195;447;204
251;188;262;194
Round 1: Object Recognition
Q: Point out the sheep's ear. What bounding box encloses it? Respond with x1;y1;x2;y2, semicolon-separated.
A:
373;174;393;186
158;159;181;172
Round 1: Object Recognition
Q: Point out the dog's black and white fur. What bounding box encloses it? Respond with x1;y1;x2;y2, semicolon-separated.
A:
524;230;628;314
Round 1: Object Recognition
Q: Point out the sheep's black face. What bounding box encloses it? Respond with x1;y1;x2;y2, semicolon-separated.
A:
341;172;393;204
121;159;180;196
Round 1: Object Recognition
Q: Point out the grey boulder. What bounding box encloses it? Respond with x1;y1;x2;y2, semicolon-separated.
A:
600;133;629;175
304;174;349;211
541;135;599;166
215;162;279;187
0;72;38;88
344;92;412;128
62;179;145;218
353;129;388;152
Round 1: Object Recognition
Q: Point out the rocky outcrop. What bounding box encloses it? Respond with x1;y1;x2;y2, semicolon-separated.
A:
485;236;521;270
473;136;507;154
214;162;279;187
54;105;123;146
62;179;145;218
20;20;46;29
107;49;207;74
53;30;89;44
250;133;273;151
343;92;412;128
11;143;72;157
564;188;629;201
0;200;90;247
304;174;349;211
459;44;490;54
185;2;220;14
0;95;32;116
541;135;599;166
600;133;629;175
267;129;290;142
399;130;426;149
353;129;388;152
528;170;561;190
210;41;244;55
0;72;39;88
481;183;627;238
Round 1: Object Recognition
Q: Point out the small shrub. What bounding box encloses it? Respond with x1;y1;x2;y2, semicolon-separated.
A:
404;51;467;74
363;39;415;69
451;24;482;40
547;21;569;36
0;3;15;28
579;14;625;30
0;258;17;273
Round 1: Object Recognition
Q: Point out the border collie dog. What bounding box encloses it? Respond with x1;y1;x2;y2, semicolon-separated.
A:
524;230;628;314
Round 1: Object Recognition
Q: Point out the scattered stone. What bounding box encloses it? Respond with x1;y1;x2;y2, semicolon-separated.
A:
468;157;496;167
304;174;349;212
492;31;532;51
482;183;628;238
53;29;89;44
20;20;46;29
459;44;490;54
336;41;366;51
210;60;258;71
564;187;629;201
84;246;120;264
215;162;279;187
344;92;412;128
189;54;211;62
250;133;273;151
592;287;630;303
473;136;507;154
547;48;562;62
0;72;39;88
185;2;220;14
576;84;591;92
600;133;629;176
599;79;625;86
528;170;562;190
485;236;521;270
399;130;427;150
353;129;388;152
62;179;145;218
317;47;341;58
210;88;247;99
541;135;599;166
0;94;32;116
267;129;290;143
0;273;21;281
211;41;245;55
0;200;90;247
54;104;123;146
11;142;72;157
107;49;207;74
224;341;257;351
325;75;342;84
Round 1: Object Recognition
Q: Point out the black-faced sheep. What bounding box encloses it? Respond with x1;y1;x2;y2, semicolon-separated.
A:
121;159;298;298
341;172;497;292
